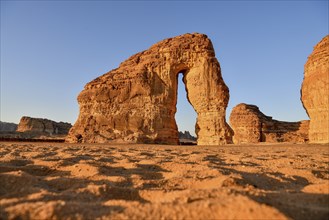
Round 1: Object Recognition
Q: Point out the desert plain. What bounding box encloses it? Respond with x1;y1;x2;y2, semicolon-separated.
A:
0;142;328;220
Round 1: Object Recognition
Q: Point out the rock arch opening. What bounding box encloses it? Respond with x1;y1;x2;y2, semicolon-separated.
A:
175;72;197;144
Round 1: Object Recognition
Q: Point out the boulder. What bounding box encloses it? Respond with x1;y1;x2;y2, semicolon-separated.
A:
230;104;309;143
66;33;232;145
301;35;329;143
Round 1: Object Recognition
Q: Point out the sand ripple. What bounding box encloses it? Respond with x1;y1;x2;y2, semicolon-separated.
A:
0;143;328;219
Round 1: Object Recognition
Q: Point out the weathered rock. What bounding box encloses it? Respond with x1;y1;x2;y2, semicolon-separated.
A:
301;35;329;143
230;104;309;143
17;116;72;135
67;33;232;145
0;121;17;132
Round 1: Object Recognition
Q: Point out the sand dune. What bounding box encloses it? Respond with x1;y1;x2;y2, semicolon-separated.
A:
0;142;328;219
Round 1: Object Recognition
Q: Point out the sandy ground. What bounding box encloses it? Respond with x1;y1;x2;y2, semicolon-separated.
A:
0;142;328;220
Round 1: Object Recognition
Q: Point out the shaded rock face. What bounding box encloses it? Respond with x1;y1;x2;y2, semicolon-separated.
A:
0;121;18;132
17;116;72;135
67;33;232;145
230;104;309;144
301;35;329;143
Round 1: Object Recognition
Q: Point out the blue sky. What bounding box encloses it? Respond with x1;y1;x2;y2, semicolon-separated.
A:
1;1;328;136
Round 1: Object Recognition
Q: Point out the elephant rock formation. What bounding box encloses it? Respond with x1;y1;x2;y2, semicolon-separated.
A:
67;33;232;145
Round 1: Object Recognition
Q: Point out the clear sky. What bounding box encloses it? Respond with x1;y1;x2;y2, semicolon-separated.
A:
1;1;328;136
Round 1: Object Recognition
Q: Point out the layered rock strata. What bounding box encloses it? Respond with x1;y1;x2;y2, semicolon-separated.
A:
301;35;329;143
17;116;72;135
230;104;309;143
67;33;232;145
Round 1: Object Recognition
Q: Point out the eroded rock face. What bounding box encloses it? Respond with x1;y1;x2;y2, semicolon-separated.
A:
67;33;232;145
301;35;329;143
17;116;72;135
230;104;309;143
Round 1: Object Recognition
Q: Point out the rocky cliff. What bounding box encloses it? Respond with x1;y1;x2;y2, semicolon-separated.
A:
67;33;232;145
230;104;309;144
301;35;329;143
17;116;72;135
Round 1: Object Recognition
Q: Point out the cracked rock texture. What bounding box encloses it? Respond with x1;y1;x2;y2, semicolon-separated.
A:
67;33;232;145
301;35;329;143
17;116;72;135
230;104;309;144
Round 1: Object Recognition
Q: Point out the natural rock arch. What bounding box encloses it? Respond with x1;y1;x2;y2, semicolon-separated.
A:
66;33;233;145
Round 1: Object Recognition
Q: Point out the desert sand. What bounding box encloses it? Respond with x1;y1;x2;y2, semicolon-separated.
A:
0;142;328;220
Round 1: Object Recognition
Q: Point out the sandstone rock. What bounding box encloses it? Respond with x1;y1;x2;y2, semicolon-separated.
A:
230;104;309;143
0;121;17;132
66;33;232;145
17;116;72;135
301;35;329;143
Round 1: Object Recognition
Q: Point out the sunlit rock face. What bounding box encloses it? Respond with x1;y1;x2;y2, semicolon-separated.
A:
66;33;232;145
230;104;309;144
301;35;329;143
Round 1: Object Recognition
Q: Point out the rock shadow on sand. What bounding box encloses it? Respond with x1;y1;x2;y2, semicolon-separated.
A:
203;153;329;220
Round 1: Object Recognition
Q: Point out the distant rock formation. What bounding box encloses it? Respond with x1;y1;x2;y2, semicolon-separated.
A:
301;35;329;143
229;104;309;144
179;131;197;141
0;121;18;132
17;116;72;136
67;33;232;145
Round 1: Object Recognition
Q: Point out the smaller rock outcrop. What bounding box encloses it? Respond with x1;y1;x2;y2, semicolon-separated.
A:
17;116;72;135
0;121;18;132
178;131;197;141
178;131;197;145
230;104;309;144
